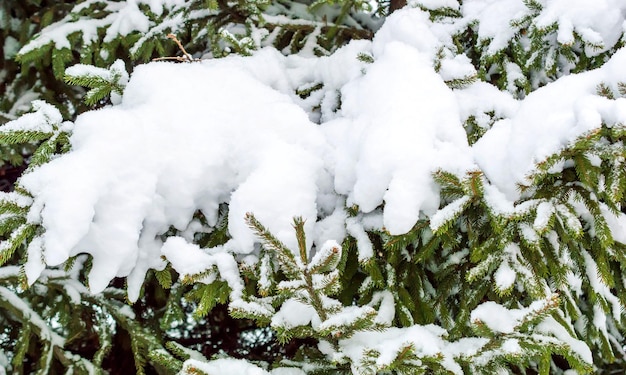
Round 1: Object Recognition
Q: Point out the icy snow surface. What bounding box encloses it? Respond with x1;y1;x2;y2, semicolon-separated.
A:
9;5;626;309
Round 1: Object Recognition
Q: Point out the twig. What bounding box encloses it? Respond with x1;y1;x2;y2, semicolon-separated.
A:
153;34;200;63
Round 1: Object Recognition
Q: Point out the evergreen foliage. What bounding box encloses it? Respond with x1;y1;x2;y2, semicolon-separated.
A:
1;0;626;374
0;0;79;168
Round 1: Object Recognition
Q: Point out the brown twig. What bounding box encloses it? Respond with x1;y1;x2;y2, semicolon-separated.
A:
153;34;200;63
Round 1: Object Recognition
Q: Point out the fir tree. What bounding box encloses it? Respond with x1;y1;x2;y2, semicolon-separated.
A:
1;0;626;374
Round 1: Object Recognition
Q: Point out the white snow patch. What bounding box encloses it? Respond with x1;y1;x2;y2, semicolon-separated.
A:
182;358;270;375
494;260;516;292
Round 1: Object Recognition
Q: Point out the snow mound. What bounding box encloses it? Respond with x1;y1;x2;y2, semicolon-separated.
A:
474;48;626;199
21;55;330;301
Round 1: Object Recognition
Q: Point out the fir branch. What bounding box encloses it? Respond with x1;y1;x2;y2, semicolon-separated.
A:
245;212;301;278
0;223;35;266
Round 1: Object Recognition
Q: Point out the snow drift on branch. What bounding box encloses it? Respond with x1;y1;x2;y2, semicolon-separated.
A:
21;54;330;300
12;7;626;303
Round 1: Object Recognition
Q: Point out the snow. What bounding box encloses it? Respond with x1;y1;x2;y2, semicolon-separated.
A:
412;0;460;10
0;191;33;208
0;286;65;347
3;35;19;59
312;206;347;251
369;290;395;325
346;217;375;262
65;60;129;93
307;240;341;272
601;203;626;244
580;249;622;320
339;324;484;374
18;0;188;56
459;0;626;57
0;350;6;375
335;40;473;233
471;297;562;336
501;338;522;354
454;81;518;124
461;0;528;55
271;298;317;329
536;316;593;364
181;358;308;375
317;305;376;334
533;201;554;232
0;266;20;280
430;196;470;232
103;0;151;43
471;301;525;334
270;368;306;375
494;260;515;292
17;13;111;54
182;358;269;375
0;100;64;134
474;48;626;200
19;55;331;299
24;237;46;286
5;2;626;370
162;237;244;302
534;0;626;54
519;223;539;244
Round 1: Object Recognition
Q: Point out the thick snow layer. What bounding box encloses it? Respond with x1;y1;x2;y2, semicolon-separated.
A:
461;0;528;55
13;7;476;297
460;0;626;56
20;54;330;299
474;48;626;200
8;5;626;318
324;9;475;234
328;40;473;234
6;3;626;371
534;0;626;54
271;299;317;329
471;301;526;334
